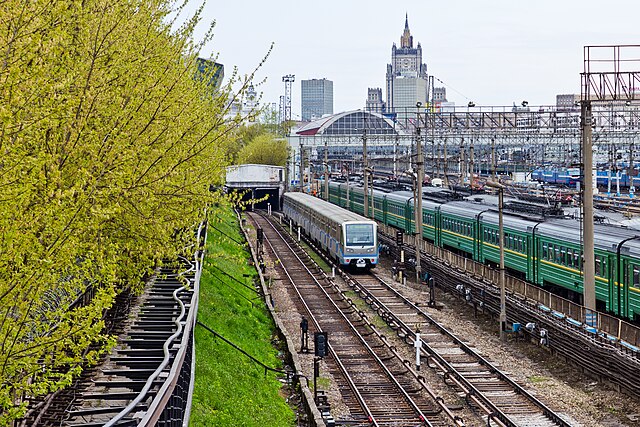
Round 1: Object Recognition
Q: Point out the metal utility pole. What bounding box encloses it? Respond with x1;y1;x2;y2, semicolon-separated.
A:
497;186;506;340
282;74;295;123
608;144;613;195
415;113;424;284
576;44;640;326
459;138;466;185
285;155;291;192
491;138;497;180
580;100;596;320
394;128;399;179
469;140;475;190
630;141;635;192
363;126;369;218
486;180;506;340
443;138;449;188
324;141;329;201
299;143;304;192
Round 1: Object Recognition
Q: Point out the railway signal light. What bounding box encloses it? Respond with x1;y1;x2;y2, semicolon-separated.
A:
396;230;403;247
256;227;263;244
300;317;309;353
314;332;328;357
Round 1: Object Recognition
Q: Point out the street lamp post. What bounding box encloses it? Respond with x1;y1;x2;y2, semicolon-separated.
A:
486;180;507;341
415;104;423;284
362;126;369;218
324;141;329;201
299;143;304;192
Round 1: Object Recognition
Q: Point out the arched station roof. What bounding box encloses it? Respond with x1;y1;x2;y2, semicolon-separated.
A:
296;110;402;136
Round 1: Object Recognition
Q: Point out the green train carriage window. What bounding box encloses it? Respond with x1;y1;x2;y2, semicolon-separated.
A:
634;265;640;287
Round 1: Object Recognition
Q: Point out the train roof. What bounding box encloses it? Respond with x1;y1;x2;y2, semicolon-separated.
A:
283;192;374;224
440;201;539;232
327;181;640;255
385;191;442;210
537;218;640;254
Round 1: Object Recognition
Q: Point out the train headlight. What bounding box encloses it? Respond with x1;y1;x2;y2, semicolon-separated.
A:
346;248;354;253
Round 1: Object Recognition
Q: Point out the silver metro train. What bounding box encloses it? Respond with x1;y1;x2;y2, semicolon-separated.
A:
282;192;378;269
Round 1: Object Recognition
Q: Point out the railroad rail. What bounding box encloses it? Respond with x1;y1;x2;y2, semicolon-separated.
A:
249;212;459;427
22;223;206;427
339;270;573;427
277;209;573;427
376;228;640;397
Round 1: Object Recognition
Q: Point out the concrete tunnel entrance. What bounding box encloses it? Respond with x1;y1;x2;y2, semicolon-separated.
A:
248;188;280;210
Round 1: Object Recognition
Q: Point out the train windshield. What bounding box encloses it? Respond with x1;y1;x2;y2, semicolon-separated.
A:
345;224;375;246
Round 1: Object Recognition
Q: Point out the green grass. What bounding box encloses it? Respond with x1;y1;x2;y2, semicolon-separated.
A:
190;208;296;427
528;375;549;384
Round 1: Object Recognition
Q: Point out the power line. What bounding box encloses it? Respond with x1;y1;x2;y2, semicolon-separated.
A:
433;76;471;102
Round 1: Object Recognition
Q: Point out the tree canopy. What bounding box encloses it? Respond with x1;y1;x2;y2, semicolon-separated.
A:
0;0;251;422
237;133;289;166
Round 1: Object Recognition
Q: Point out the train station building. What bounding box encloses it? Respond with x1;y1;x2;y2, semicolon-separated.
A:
287;110;411;190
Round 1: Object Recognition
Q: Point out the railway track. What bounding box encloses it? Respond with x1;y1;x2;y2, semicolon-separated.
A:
262;210;577;427
377;229;640;397
337;270;573;427
249;212;461;427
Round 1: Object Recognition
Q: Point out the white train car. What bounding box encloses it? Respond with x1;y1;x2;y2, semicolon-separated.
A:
283;192;378;269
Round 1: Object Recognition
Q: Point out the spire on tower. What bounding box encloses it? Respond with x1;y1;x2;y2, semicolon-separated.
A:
401;14;413;48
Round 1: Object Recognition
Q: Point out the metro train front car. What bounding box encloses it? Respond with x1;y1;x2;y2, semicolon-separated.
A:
341;220;378;269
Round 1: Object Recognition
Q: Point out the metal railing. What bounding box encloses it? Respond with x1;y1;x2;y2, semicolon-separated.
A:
104;221;206;426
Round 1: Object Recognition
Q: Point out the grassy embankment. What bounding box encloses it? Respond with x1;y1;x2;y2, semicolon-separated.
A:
190;208;295;426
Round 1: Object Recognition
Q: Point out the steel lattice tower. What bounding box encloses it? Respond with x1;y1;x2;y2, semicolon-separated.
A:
282;74;295;123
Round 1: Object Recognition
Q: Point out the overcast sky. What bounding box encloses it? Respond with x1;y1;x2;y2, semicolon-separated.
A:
192;0;640;118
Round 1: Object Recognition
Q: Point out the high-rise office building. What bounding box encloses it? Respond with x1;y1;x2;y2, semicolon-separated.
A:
366;88;386;114
385;15;429;119
301;78;333;121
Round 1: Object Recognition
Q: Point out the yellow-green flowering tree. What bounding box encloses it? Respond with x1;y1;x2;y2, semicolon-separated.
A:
237;133;289;166
0;0;256;422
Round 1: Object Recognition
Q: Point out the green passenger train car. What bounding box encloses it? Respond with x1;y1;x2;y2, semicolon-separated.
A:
322;181;640;321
